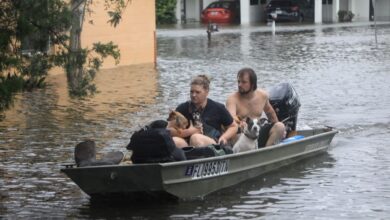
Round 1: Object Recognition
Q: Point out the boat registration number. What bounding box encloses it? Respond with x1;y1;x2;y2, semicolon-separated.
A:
185;160;229;179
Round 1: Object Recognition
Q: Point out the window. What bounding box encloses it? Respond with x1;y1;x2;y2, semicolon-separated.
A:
250;0;258;5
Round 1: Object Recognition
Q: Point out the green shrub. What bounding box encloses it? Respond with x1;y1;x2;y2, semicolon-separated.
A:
156;0;177;24
338;10;354;22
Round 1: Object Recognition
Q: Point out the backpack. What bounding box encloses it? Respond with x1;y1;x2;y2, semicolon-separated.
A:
127;127;186;163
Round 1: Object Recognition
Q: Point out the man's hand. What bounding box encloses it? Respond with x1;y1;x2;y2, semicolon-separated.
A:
233;116;244;130
188;121;203;135
218;136;228;145
239;120;247;130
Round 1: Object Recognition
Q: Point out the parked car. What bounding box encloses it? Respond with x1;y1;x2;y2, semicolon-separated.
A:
201;1;240;24
265;0;304;22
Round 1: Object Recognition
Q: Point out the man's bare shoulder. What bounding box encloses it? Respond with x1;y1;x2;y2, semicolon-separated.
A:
255;89;269;99
227;92;240;102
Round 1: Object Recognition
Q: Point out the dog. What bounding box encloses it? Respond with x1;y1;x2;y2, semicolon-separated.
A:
167;110;189;135
232;117;263;153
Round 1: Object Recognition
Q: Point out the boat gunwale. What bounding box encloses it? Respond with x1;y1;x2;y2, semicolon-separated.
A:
160;128;338;167
61;128;337;171
162;129;337;184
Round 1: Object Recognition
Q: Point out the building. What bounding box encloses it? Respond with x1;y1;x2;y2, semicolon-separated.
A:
176;0;390;24
20;0;157;70
82;0;156;68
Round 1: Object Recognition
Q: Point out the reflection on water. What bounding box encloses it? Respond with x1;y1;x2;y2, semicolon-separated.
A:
0;64;159;218
1;23;390;218
1;64;158;125
4;65;157;127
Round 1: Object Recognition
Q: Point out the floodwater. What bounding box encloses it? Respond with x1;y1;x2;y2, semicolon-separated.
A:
1;23;390;219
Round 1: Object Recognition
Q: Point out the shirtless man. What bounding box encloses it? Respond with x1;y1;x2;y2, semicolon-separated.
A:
226;68;285;147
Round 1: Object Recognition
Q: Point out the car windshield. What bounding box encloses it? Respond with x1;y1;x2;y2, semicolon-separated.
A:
208;2;233;9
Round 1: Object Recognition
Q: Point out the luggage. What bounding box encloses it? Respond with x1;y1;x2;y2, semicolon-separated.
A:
127;127;186;163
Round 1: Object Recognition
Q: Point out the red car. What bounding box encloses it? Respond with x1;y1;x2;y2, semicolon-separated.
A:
201;1;240;24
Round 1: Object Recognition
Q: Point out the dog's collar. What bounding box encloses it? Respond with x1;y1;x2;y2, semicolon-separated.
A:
244;132;258;140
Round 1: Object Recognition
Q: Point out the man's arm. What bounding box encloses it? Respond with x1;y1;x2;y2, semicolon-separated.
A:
226;95;236;118
226;94;240;123
219;121;238;145
263;99;279;123
168;124;201;138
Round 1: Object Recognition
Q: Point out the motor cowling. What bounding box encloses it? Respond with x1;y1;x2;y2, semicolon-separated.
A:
268;83;301;133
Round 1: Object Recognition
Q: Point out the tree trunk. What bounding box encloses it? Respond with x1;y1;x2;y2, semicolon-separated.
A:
67;0;86;94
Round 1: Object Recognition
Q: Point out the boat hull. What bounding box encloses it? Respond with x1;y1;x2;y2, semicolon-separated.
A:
61;128;337;199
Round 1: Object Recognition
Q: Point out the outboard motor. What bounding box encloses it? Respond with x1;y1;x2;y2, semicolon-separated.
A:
268;83;301;134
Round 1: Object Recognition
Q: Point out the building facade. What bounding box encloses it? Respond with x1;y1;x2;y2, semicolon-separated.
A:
176;0;390;24
82;0;156;68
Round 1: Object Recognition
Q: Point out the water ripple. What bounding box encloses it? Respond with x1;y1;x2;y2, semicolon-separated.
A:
1;24;390;219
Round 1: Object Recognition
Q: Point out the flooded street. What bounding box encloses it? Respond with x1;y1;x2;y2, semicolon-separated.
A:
1;23;390;219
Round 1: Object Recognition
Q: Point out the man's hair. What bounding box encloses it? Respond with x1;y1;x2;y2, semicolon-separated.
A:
191;74;210;91
237;68;257;91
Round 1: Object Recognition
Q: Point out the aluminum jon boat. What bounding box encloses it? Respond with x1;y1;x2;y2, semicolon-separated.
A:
61;127;337;200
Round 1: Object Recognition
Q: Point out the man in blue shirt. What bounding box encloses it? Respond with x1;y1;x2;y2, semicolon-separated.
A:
172;75;238;148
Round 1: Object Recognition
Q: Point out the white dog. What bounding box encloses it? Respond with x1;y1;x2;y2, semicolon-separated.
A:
233;117;263;153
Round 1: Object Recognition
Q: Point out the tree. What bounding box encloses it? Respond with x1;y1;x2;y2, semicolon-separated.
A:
156;0;177;24
0;0;129;110
65;0;128;96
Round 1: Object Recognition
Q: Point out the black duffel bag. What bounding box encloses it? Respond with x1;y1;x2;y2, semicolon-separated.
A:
127;126;186;163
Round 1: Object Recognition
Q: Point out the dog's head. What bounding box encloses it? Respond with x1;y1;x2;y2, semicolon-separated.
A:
167;110;189;130
242;117;263;139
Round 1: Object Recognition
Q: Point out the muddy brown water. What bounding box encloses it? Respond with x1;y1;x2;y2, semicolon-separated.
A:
1;23;390;219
